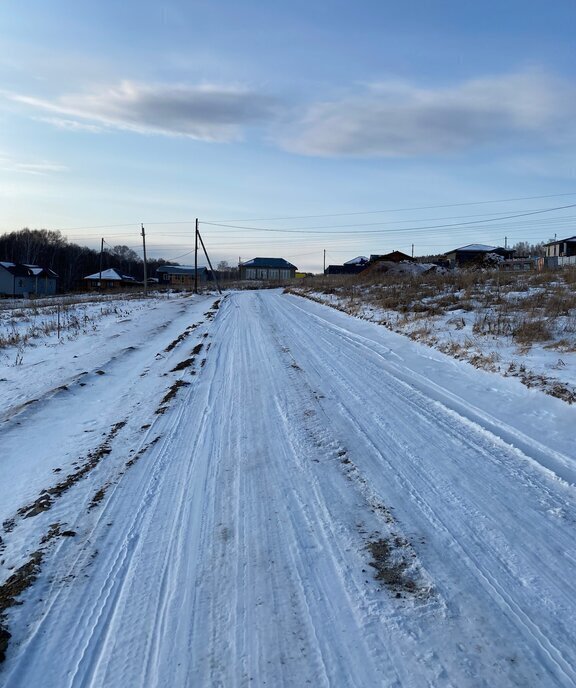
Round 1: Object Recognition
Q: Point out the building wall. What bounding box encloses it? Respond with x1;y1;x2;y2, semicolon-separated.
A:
169;274;194;286
0;269;15;296
545;242;576;258
500;260;535;272
157;271;208;286
84;279;136;291
0;270;57;296
242;267;294;280
29;276;57;295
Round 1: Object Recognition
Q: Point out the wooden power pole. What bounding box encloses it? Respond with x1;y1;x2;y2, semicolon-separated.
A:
196;223;222;295
194;218;199;294
99;237;104;290
141;224;148;296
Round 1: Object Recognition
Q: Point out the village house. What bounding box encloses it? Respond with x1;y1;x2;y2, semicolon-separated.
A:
239;258;297;281
369;251;414;263
155;265;212;287
444;244;514;268
0;262;58;297
83;268;139;291
325;252;414;277
543;236;576;267
324;256;369;276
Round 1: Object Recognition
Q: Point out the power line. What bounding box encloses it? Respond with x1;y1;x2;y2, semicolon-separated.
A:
200;191;576;223
27;191;576;234
166;248;196;260
200;203;576;235
198;208;576;232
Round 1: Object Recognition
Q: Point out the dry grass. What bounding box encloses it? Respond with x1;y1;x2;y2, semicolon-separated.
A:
290;266;576;402
295;268;575;348
512;318;553;344
0;292;165;356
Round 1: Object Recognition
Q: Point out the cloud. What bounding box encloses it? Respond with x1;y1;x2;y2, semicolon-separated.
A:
280;70;575;157
37;117;105;133
0;153;67;175
5;81;279;142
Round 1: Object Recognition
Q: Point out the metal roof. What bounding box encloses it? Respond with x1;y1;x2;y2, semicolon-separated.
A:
23;264;59;278
344;256;369;265
155;265;208;275
542;236;576;246
450;244;499;252
240;257;297;269
84;268;135;281
1;262;59;278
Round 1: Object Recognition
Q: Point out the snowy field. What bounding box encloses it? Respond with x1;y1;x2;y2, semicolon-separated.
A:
291;273;576;405
0;289;575;687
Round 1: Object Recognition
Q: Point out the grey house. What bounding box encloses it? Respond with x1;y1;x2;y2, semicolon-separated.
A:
0;262;58;297
239;257;297;281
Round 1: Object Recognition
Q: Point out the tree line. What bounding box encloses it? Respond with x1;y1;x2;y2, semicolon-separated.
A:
0;228;175;292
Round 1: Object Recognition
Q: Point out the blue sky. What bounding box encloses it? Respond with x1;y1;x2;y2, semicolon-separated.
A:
1;1;575;271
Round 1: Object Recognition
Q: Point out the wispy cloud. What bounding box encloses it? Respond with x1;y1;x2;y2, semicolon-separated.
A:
280;70;575;157
4;71;574;158
37;117;105;133
0;153;67;175
4;81;279;142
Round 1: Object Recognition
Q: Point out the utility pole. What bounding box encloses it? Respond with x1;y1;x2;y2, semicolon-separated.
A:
411;243;414;258
141;224;148;296
99;237;104;290
196;224;222;295
194;218;199;294
323;249;326;274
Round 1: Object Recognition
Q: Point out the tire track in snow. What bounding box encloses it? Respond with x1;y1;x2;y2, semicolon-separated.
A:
273;291;576;685
3;290;575;687
285;294;576;486
0;298;219;683
59;313;224;687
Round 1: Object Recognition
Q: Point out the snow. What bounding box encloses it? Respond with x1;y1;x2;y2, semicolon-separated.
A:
300;286;576;402
22;265;43;276
372;260;439;275
453;244;499;252
83;268;127;281
1;290;575;687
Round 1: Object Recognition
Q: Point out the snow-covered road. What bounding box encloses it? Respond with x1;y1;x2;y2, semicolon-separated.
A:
1;290;575;687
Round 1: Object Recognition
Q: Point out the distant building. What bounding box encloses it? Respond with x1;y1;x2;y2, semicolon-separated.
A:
239;258;297;281
155;265;212;288
444;244;514;268
0;262;58;297
500;258;537;272
369;251;414;263
543;236;576;267
325;253;412;276
83;268;138;290
325;264;368;276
